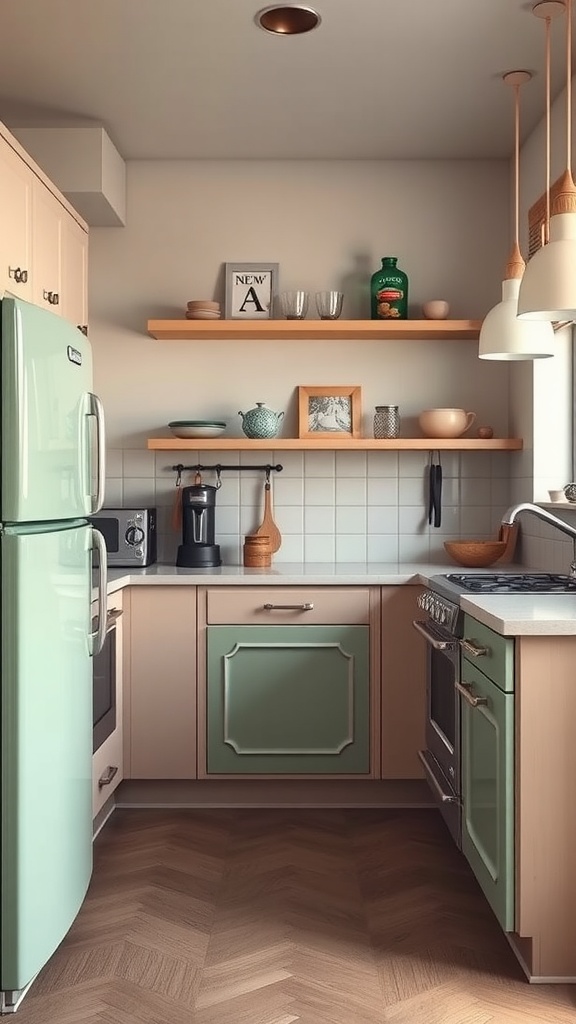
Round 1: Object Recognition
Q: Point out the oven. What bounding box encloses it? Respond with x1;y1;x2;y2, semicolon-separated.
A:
413;569;576;848
92;604;123;753
413;590;462;847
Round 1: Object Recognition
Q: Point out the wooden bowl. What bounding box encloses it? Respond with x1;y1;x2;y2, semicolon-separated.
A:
444;540;507;568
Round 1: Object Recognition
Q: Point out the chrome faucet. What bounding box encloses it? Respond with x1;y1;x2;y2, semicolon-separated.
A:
502;502;576;577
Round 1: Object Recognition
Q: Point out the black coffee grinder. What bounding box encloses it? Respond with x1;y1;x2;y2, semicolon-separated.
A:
176;482;221;568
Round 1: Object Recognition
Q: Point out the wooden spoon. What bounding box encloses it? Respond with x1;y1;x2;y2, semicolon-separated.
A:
254;478;282;553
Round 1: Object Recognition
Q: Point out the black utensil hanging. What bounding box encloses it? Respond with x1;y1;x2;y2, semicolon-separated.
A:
427;450;442;528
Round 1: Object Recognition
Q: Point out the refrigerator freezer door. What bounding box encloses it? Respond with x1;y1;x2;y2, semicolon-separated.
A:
1;522;93;995
1;297;95;523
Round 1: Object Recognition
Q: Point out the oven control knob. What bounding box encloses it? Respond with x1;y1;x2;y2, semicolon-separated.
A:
439;607;447;625
135;547;143;557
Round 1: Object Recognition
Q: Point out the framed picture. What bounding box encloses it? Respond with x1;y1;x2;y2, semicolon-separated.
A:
224;262;278;320
298;386;362;439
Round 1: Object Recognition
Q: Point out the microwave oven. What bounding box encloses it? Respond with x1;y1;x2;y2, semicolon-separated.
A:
89;507;157;567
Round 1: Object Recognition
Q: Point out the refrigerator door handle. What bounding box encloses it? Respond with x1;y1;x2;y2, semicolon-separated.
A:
90;527;108;657
88;392;106;513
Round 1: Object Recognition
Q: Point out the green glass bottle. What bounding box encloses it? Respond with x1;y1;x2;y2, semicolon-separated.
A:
370;256;408;320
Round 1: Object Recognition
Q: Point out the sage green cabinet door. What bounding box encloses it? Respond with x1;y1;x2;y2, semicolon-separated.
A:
206;625;369;774
461;659;514;931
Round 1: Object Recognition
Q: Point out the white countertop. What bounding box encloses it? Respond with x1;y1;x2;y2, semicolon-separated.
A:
106;561;436;591
460;593;576;636
104;562;576;637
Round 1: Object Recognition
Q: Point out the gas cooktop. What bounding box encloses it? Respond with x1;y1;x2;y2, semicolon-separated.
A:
443;572;576;594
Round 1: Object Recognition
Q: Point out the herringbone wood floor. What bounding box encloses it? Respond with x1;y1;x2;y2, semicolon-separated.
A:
12;809;576;1023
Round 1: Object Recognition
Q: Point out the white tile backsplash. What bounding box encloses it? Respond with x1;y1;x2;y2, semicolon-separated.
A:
304;451;335;477
123;450;155;478
304;534;335;562
107;446;514;566
367;451;399;478
335;450;367;477
304;505;335;533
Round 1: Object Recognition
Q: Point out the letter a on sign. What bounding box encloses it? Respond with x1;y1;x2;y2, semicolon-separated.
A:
239;286;265;313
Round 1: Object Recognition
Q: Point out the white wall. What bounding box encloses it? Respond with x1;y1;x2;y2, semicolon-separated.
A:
89;159;510;445
89;158;516;563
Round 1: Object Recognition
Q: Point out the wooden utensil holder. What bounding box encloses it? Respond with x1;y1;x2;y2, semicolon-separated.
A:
243;534;272;567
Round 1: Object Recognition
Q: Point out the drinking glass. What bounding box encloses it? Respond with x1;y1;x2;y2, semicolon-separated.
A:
315;290;344;319
279;291;309;319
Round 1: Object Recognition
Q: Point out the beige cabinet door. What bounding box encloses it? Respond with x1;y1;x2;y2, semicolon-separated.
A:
127;587;197;779
0;136;33;301
381;585;426;779
60;213;88;329
31;178;62;315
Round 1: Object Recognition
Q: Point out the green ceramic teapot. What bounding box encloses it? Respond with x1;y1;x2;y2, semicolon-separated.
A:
238;402;284;439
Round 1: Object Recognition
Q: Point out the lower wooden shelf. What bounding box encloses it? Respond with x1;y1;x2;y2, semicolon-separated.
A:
147;437;523;451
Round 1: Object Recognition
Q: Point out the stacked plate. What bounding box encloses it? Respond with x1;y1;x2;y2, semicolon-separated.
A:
186;300;221;320
169;420;227;439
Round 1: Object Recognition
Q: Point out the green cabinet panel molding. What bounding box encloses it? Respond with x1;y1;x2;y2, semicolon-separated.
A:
460;656;515;932
206;625;370;774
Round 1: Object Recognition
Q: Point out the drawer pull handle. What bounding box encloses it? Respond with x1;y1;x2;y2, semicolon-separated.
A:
460;638;489;657
98;765;119;789
263;602;314;611
456;681;488;708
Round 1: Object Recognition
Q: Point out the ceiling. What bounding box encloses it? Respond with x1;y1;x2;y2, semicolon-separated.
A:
0;0;571;161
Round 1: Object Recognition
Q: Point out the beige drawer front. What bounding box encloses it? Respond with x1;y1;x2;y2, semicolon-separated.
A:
92;727;123;818
206;587;371;625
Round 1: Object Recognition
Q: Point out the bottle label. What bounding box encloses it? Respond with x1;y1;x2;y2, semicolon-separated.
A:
376;287;404;318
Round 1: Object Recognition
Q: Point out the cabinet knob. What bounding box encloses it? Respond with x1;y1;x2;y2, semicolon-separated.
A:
98;765;119;789
77;324;89;336
9;266;28;284
43;290;59;306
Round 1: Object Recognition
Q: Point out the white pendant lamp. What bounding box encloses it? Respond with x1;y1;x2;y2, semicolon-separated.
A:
479;71;554;358
518;0;576;321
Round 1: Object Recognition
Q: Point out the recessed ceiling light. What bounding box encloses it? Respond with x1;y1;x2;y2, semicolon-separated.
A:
255;5;321;35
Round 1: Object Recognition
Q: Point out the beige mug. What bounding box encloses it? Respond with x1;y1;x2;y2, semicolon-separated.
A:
418;408;476;438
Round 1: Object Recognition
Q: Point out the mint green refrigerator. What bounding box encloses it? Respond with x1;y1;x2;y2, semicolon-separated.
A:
0;297;107;1013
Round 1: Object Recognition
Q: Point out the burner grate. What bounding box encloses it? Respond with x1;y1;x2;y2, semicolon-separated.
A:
444;573;576;594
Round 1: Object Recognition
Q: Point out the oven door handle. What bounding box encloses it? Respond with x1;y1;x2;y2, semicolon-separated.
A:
418;751;460;804
412;619;458;651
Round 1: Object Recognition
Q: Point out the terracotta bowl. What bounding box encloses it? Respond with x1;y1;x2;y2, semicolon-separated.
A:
444;540;507;568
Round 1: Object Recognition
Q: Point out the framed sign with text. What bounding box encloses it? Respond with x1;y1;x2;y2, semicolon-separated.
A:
224;262;279;320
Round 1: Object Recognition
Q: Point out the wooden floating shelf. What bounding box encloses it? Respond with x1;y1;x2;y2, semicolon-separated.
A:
147;437;523;451
147;319;482;342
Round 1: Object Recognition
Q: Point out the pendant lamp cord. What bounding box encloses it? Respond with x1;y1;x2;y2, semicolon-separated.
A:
514;82;521;249
545;11;552;243
567;0;572;176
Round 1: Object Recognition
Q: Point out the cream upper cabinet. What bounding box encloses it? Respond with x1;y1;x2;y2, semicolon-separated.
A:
0;124;88;328
31;177;62;315
0;135;33;301
61;213;88;329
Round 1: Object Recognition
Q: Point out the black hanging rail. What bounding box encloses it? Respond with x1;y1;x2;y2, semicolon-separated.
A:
171;463;283;474
172;462;283;487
